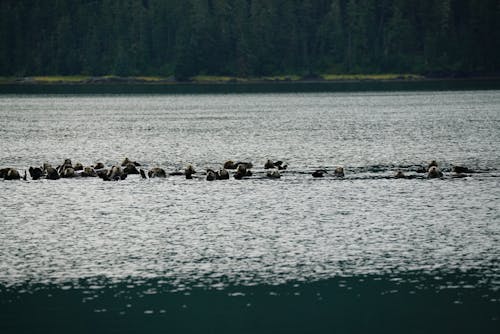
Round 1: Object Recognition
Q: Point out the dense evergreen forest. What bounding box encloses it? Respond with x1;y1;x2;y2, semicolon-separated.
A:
1;0;499;79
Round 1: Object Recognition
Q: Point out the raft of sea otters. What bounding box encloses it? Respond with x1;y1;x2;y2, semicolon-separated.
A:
0;157;473;181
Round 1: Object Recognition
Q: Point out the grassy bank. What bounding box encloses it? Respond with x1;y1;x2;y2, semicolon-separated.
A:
0;73;429;85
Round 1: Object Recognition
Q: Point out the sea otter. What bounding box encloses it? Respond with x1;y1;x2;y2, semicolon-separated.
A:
93;162;105;170
123;163;139;174
223;160;237;169
452;165;470;174
427;166;443;178
206;169;217;181
234;164;251;179
148;167;166;178
1;168;20;180
234;164;246;179
217;169;229;180
74;162;84;171
334;166;345;177
264;159;275;169
266;169;281;178
46;167;60;180
394;170;406;179
61;167;76;178
224;160;253;170
265;159;287;170
101;166;126;181
312;170;327;178
428;160;438;169
57;159;73;175
81;166;97;177
121;157;141;167
185;165;196;179
29;167;43;180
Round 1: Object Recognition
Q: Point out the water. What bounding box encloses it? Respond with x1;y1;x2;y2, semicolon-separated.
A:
1;89;499;333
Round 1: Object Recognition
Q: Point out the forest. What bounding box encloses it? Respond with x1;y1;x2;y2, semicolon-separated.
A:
0;0;499;80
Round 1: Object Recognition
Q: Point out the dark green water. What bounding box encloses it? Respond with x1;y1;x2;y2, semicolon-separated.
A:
1;272;498;334
1;79;500;94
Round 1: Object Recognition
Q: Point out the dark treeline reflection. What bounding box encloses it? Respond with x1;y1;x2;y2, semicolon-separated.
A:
1;271;498;334
2;79;500;95
0;0;499;78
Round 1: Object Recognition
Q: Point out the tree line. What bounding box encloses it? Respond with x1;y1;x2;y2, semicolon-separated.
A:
1;0;498;79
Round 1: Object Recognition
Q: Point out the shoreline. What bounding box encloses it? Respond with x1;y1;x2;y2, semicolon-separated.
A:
1;74;500;85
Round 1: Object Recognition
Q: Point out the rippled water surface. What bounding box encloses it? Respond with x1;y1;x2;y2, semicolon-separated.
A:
1;90;499;333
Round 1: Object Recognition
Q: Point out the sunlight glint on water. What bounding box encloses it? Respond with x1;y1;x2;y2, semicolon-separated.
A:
0;91;499;289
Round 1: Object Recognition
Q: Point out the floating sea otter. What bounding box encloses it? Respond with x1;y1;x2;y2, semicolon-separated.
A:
185;165;196;179
264;160;275;169
237;162;253;170
1;168;20;180
428;160;438;169
57;159;73;175
205;168;230;181
123;163;139;175
451;165;470;178
81;166;97;177
217;169;229;180
234;164;252;179
334;166;345;177
148;167;166;178
46;166;60;180
312;170;327;178
206;169;217;181
394;170;406;179
266;169;281;178
121;157;141;167
62;167;76;178
223;160;237;169
74;162;84;171
29;167;43;180
224;160;253;170
100;166;126;181
93;162;105;170
427;166;443;178
452;165;471;174
264;159;287;170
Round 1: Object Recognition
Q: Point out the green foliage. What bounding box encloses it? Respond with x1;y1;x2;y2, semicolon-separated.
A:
0;0;498;78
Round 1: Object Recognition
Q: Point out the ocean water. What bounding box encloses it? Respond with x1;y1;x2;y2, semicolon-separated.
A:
0;90;499;333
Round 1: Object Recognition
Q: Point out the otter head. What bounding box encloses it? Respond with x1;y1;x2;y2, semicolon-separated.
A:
217;169;229;180
63;167;75;178
82;166;97;177
428;166;443;179
121;157;131;166
394;170;406;179
223;160;236;169
428;160;438;170
185;165;196;179
93;162;105;170
264;159;275;169
334;166;345;177
148;167;166;178
206;169;217;181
